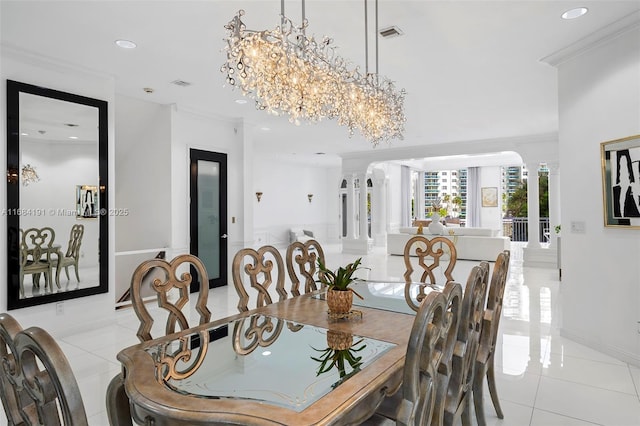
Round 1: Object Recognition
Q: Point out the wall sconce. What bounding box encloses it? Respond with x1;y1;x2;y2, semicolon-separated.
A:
256;191;263;202
307;193;313;203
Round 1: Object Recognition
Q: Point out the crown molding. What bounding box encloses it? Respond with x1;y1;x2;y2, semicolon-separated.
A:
540;10;640;67
1;43;115;82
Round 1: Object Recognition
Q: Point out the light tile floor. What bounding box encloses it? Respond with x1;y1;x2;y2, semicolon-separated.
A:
3;243;640;425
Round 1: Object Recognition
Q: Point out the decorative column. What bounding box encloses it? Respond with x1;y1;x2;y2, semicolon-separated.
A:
345;174;356;240
357;173;369;244
547;162;561;249
526;163;541;249
373;171;387;247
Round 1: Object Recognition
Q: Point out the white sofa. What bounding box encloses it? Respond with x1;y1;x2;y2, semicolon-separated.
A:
387;227;510;261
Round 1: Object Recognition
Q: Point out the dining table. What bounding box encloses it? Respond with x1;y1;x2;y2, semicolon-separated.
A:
116;286;422;426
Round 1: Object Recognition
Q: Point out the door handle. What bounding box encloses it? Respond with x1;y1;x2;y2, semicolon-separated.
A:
221;234;228;239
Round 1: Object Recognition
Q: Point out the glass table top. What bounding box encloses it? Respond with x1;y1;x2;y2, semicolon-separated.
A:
315;280;443;315
144;314;396;412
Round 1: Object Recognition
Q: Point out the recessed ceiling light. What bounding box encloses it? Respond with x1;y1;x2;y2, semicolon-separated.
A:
69;136;78;139
20;132;28;136
235;99;248;104
260;127;270;131
115;39;137;49
561;7;588;20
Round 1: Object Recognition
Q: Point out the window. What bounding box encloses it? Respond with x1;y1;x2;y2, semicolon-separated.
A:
442;171;448;175
442;186;448;190
442;178;448;183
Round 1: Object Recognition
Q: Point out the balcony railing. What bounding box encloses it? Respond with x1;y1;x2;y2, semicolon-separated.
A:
502;217;550;242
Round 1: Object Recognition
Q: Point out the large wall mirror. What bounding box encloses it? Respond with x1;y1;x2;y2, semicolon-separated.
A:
6;80;108;309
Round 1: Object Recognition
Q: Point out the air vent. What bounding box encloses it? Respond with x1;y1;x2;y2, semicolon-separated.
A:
170;79;192;87
379;26;403;38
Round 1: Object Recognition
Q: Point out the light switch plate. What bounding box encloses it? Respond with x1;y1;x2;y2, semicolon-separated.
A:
570;221;586;234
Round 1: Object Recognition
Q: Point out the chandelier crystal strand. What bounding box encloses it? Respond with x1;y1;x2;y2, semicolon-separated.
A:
221;10;406;146
21;164;40;186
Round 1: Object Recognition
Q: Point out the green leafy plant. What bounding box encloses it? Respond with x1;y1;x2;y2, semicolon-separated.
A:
554;225;561;234
317;257;367;291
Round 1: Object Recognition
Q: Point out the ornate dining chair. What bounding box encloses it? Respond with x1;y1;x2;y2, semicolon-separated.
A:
362;289;452;425
129;254;212;342
19;227;57;296
369;280;464;426
285;239;325;296
55;224;84;287
443;262;490;426
403;235;458;312
0;313;89;425
232;245;286;312
473;250;511;426
107;254;212;426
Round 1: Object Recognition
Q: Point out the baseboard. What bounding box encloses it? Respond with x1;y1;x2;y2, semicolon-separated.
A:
560;328;640;368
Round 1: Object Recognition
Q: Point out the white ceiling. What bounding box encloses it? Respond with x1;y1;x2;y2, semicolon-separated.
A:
2;1;639;166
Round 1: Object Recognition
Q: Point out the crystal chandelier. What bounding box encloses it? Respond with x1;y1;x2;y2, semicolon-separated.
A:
21;164;40;186
221;4;406;146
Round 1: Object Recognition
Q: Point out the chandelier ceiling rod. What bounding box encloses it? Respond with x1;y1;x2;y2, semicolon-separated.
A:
364;0;380;76
281;0;306;32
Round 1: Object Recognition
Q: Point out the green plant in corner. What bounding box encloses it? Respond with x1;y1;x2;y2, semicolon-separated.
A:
554;225;561;234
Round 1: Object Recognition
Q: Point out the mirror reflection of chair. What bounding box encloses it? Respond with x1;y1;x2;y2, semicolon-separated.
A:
56;224;84;288
403;235;458;312
232;245;286;312
0;313;89;425
286;239;325;296
19;227;57;296
473;250;511;426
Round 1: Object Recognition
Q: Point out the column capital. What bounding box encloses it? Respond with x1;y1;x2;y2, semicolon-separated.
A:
546;162;560;174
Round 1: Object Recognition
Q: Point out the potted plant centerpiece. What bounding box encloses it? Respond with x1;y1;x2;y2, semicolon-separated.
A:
317;257;366;314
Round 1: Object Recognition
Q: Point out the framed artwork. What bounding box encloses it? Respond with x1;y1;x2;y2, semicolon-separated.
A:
481;187;498;207
601;135;640;229
76;185;99;218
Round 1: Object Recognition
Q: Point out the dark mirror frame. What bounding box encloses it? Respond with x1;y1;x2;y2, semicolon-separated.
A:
6;79;108;310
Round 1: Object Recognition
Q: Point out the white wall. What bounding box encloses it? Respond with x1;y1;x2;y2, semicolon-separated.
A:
557;26;640;365
0;49;116;336
252;159;341;246
114;95;172;252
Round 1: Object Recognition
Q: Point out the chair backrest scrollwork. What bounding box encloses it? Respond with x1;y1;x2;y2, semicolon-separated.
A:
232;245;286;312
0;313;88;425
397;291;448;425
20;227;56;267
443;263;489;424
65;224;84;259
286;239;325;296
403;235;457;285
130;254;211;342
